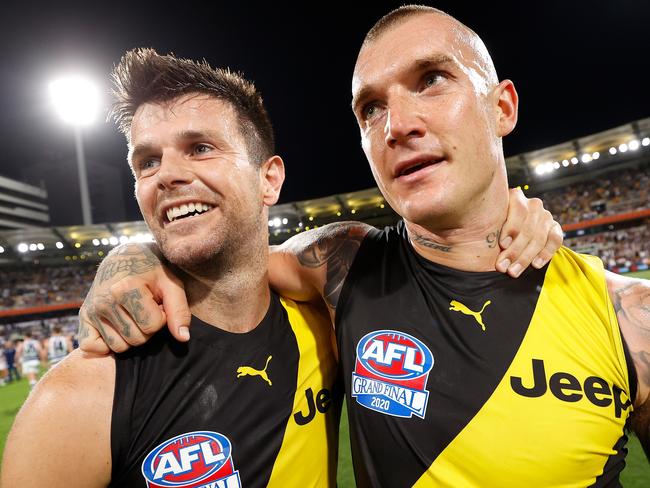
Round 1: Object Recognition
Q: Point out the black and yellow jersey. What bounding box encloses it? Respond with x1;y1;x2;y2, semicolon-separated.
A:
336;221;636;488
110;291;340;488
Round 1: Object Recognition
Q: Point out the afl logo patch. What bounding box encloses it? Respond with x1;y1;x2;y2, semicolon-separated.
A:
141;431;241;488
352;330;433;419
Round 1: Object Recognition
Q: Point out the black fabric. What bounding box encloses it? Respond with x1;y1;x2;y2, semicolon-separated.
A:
336;221;546;488
110;291;299;487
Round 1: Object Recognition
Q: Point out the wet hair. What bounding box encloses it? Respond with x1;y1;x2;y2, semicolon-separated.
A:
109;48;275;165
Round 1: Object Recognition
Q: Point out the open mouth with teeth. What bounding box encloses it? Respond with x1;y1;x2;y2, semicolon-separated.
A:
165;202;213;223
399;159;443;177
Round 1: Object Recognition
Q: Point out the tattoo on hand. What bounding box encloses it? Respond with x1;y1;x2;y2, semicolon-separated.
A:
486;230;501;249
98;245;160;284
412;233;453;252
120;289;150;327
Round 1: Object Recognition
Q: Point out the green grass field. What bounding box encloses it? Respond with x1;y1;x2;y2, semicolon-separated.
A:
0;377;647;486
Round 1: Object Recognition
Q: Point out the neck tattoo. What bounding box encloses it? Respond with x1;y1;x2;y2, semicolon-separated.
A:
412;233;453;252
485;230;501;249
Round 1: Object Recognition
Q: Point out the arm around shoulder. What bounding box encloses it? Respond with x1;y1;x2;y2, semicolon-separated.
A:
1;349;115;487
606;271;650;459
269;221;372;311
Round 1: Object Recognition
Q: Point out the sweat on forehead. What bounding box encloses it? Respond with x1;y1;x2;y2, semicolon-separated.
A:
359;6;499;87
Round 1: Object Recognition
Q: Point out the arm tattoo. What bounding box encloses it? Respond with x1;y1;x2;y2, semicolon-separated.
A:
412;233;453;252
610;278;650;456
296;223;367;311
486;230;501;249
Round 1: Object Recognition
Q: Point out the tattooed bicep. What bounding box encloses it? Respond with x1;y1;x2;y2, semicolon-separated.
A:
288;222;371;310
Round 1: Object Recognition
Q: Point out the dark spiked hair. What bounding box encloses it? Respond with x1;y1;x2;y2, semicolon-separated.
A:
109;48;274;164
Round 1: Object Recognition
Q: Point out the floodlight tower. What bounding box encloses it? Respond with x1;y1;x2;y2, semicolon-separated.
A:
49;75;101;225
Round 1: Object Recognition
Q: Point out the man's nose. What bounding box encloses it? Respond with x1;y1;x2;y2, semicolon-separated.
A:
384;97;426;148
156;154;193;190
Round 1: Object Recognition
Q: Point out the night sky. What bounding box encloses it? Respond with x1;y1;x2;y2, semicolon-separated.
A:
2;1;649;225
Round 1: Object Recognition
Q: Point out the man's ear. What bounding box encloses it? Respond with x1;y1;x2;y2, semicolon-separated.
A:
493;79;519;137
259;155;285;206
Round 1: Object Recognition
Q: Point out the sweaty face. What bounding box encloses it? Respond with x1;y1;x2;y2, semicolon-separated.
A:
129;94;265;269
352;14;505;229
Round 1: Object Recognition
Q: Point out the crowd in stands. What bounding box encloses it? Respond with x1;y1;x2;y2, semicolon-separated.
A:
565;221;649;271
0;264;95;310
540;167;650;225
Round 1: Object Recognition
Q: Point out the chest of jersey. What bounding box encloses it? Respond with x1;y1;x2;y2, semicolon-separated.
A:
111;295;340;488
336;227;633;488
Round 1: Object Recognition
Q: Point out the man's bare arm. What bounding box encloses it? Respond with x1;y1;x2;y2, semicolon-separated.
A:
606;271;650;459
1;350;114;486
271;222;372;313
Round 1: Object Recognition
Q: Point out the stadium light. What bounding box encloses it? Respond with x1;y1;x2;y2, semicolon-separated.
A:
109;236;119;246
56;242;64;249
581;154;592;163
18;243;28;253
37;243;45;251
642;137;650;147
592;152;600;160
619;143;628;153
29;243;37;251
609;147;617;155
628;139;640;151
49;74;101;226
0;246;4;253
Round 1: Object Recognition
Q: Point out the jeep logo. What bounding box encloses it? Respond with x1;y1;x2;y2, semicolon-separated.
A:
510;358;632;418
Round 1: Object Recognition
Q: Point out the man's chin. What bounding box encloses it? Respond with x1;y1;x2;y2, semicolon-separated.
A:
160;242;220;270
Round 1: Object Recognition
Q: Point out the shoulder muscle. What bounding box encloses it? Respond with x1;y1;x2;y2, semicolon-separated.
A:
270;222;372;311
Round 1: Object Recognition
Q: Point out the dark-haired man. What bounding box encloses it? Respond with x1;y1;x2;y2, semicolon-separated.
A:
2;49;339;488
67;5;648;487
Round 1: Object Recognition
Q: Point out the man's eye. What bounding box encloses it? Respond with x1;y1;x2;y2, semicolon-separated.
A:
423;72;443;88
362;103;379;120
139;159;159;171
194;143;213;154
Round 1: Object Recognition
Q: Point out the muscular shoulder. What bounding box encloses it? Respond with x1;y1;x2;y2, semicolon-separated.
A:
1;350;114;486
279;221;372;262
271;222;372;311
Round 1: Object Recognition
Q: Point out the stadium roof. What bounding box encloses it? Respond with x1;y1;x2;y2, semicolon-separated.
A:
1;117;648;266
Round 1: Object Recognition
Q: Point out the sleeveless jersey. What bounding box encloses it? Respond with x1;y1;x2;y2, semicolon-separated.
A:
110;291;341;488
336;222;636;488
21;339;40;362
48;335;68;364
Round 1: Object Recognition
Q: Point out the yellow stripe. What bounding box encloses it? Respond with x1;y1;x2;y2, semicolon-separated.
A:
267;298;339;487
415;248;631;487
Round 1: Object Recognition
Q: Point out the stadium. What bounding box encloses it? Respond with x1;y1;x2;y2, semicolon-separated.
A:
0;117;649;485
1;2;649;487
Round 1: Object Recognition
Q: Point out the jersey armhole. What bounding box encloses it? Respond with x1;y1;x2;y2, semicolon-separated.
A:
334;227;383;331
